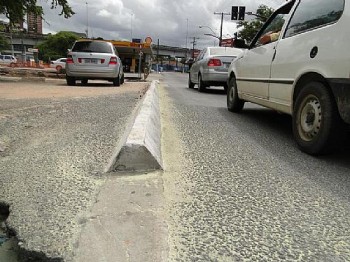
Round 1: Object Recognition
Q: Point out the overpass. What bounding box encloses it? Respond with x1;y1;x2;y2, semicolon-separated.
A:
151;44;190;59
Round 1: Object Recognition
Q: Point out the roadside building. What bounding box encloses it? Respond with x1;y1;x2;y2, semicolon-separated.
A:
110;37;153;73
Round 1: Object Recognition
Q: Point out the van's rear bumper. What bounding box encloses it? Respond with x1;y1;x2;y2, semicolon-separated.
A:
328;78;350;124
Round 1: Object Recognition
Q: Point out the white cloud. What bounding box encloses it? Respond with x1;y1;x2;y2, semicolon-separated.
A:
34;0;286;48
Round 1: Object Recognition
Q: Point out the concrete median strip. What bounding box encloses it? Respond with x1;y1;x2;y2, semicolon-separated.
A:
106;80;163;172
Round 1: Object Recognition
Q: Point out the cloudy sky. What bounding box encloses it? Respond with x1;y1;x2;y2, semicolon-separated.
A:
28;0;284;48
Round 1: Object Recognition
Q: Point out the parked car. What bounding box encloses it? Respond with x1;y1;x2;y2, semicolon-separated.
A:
66;40;124;86
188;47;243;92
227;0;349;155
0;55;17;67
50;58;66;73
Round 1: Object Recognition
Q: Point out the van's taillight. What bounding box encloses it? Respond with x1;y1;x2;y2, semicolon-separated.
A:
208;59;222;67
66;57;74;64
109;57;118;65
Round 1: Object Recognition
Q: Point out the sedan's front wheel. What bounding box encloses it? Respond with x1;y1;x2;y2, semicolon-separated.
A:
227;77;244;112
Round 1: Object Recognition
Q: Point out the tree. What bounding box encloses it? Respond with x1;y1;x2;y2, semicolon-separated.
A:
236;5;275;43
0;0;74;24
37;31;79;62
0;34;10;52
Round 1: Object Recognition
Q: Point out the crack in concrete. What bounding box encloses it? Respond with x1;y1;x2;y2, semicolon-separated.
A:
96;215;131;262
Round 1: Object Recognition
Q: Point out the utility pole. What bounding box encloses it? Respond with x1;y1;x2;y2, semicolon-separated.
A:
157;39;160;73
214;12;231;46
190;37;199;59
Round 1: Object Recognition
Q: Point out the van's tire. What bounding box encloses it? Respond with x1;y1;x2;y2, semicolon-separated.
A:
120;74;125;84
227;77;244;112
113;76;120;86
292;81;345;155
66;75;76;86
81;79;88;85
188;74;195;89
198;74;206;92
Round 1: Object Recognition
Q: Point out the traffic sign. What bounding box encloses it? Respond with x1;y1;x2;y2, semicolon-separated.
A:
28;48;39;52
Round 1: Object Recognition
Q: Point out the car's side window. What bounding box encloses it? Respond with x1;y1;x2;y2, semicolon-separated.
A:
249;1;294;49
255;14;287;47
196;50;204;61
113;46;119;56
201;48;208;59
284;0;344;38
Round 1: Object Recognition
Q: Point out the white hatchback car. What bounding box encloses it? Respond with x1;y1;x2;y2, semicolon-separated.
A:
0;55;17;67
50;58;66;73
227;0;349;155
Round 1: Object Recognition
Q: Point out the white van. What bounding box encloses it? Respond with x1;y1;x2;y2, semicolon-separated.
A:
227;0;349;155
0;55;17;67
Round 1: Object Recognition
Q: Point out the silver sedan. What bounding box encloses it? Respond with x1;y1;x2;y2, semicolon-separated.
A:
188;47;243;92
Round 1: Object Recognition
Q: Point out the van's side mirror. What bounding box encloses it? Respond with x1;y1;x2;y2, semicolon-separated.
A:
233;39;248;49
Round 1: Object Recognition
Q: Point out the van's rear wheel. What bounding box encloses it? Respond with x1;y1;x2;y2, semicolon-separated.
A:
293;81;344;155
66;76;76;86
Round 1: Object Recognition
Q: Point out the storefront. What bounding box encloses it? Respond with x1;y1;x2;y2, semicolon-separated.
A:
110;38;153;73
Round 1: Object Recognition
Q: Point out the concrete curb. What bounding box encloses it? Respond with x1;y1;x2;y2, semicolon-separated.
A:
106;80;163;172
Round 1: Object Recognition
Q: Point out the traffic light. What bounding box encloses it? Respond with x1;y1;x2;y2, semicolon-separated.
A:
231;6;238;20
238;6;246;20
232;6;246;20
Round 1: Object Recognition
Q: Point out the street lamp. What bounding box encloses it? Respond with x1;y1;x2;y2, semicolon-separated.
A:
245;12;268;20
199;25;217;36
204;33;220;40
130;12;134;40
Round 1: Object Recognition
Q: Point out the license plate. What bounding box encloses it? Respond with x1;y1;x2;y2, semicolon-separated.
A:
224;63;230;68
84;58;98;64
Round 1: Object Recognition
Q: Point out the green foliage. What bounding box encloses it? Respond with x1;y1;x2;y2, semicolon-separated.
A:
237;5;275;43
0;34;10;51
0;0;74;24
36;31;79;62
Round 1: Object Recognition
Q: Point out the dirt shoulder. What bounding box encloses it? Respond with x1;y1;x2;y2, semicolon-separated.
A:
0;80;148;100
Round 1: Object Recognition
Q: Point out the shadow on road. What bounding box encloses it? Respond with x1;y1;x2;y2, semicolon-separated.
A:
218;107;350;167
217;106;350;204
185;87;226;95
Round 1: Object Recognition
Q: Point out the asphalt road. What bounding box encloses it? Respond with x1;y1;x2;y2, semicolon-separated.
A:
160;72;350;261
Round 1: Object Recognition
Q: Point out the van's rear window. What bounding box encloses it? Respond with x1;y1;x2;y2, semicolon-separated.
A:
72;41;112;53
